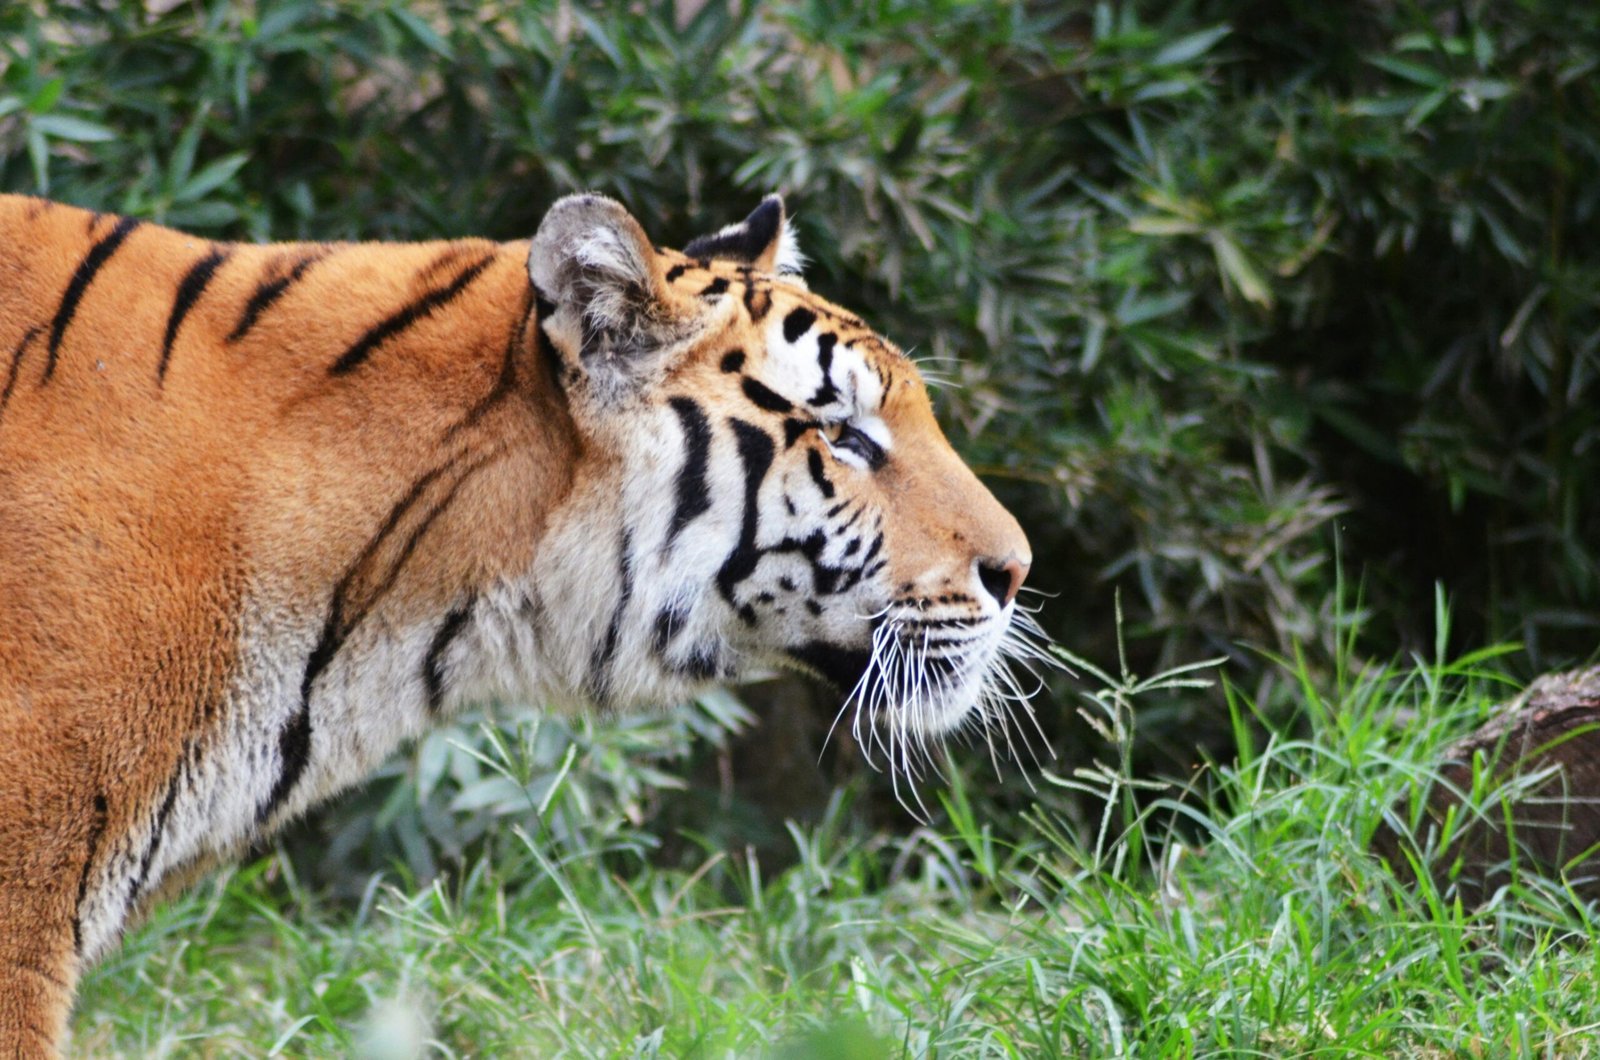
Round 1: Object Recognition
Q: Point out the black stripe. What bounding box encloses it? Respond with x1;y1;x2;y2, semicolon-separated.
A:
341;462;457;596
424;599;474;715
11;955;67;992
860;531;884;569
765;516;879;597
782;306;815;343
1;326;41;421
256;620;346;826
228;251;323;343
258;448;501;825
127;758;184;905
652;604;721;680
373;454;498;584
339;450;497;609
720;350;745;373
244;260;517;825
665;396;712;549
590;529;635;700
901;613;983;632
443;278;535;445
71;793;109;954
701;276;729;297
715;418;775;604
158;247;229;383
260;679;317;826
782;417;817;448
330;253;495;375
676;645;721;680
809;332;840;406
741;377;792;413
653;603;687;656
45;216;139;381
417;245;469;285
915;632;987;649
665;263;688;283
807;448;835;499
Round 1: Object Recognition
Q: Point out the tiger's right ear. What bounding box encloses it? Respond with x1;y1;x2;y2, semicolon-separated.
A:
683;195;805;279
528;194;697;396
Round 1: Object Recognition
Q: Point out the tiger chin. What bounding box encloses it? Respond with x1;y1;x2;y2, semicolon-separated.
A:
0;189;1039;1053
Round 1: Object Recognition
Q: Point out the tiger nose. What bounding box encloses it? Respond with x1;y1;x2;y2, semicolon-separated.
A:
976;555;1029;609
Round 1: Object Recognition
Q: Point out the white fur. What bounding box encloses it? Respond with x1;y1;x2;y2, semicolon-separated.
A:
573;227;650;335
774;217;807;279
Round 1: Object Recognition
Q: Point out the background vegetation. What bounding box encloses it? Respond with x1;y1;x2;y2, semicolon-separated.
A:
4;0;1600;1053
74;642;1600;1057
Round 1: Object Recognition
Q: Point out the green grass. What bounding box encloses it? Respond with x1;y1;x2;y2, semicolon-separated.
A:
73;638;1600;1058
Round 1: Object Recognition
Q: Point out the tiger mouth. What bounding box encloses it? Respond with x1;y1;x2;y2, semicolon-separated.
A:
782;601;1056;764
785;639;875;693
786;619;999;730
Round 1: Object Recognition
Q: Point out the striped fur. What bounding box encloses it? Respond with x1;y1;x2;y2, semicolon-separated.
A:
0;192;1032;1053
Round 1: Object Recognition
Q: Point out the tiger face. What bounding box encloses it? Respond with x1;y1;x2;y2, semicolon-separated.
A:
525;194;1040;748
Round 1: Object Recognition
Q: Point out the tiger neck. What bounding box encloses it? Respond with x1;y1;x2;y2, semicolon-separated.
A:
458;404;744;717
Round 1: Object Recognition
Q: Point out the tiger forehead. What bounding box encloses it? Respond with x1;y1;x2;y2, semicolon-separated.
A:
658;250;906;366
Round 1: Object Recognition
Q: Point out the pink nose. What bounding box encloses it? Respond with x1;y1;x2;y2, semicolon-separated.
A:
977;556;1029;608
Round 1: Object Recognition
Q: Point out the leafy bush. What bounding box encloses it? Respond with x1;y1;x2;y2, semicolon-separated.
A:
5;0;1597;866
279;692;753;896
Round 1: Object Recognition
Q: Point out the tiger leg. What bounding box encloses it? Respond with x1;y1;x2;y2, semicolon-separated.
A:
0;863;79;1059
0;919;74;1060
0;747;92;1059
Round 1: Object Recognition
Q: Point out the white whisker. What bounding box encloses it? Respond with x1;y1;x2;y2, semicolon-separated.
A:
823;595;1066;813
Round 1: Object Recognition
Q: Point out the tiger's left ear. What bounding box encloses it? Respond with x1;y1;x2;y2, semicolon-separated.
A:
529;193;703;397
683;194;806;279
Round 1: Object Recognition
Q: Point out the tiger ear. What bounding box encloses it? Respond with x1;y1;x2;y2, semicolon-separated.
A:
683;195;806;278
528;194;697;393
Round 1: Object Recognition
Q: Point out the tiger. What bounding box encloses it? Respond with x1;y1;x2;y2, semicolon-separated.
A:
0;190;1039;1055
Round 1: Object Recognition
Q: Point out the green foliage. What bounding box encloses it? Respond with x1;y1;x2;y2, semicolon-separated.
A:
278;691;754;897
7;0;1597;675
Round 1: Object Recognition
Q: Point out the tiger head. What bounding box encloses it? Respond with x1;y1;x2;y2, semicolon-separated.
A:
525;194;1044;753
